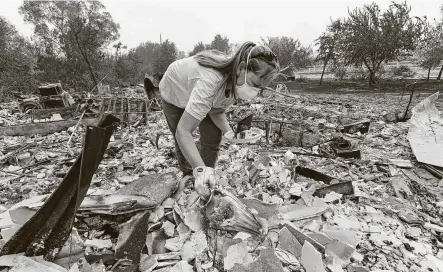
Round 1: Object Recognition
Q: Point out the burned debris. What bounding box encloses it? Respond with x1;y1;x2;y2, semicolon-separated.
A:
0;85;442;272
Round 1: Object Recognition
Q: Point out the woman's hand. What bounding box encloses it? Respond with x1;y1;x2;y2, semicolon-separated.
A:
193;166;218;200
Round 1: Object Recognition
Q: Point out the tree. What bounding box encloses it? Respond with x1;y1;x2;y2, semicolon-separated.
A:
416;21;443;80
19;1;120;90
261;36;313;75
228;42;241;55
177;50;186;59
339;2;425;86
154;39;177;74
315;19;343;85
134;41;161;75
189;41;207;56
208;34;229;53
433;5;443;80
0;16;37;95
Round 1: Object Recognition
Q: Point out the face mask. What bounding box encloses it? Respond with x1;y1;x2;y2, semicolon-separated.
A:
235;47;261;101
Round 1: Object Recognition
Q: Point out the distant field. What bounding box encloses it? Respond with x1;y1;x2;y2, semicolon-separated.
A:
278;78;443;110
295;60;442;80
282;79;443;94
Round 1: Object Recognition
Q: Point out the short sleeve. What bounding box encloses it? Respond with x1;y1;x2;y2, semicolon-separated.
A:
185;79;219;121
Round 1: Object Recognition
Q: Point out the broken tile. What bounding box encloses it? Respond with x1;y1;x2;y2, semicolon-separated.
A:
284;222;325;254
30;256;69;272
333;215;362;231
162;220;176;237
224;242;254;270
315;181;354;199
149;206;165;223
183;210;204;232
163;197;176;209
0;254;67;272
306;232;334;247
36;172;46;179
347;265;369;272
230;248;284;272
396;261;409;272
409;241;429;255
351;252;364;263
170;260;194;272
413;167;436;179
55;229;84;264
84;249;115;266
240;198;279;220
284;150;296;162
389;159;413;168
270;195;283;205
322;229;358;248
289;183;304;197
327;263;345;272
370;232;402;247
262;192;272;203
268;230;279;243
165;236;186;253
391;176;413;199
323;192;342;203
312;197;327;208
280;205;327;222
177;222;191;237
115;211;150;264
420;254;443;272
406;227;422;238
324;239;355;263
146;230;168;255
303;220;321;232
117;174;139;184
84;239;112;250
278;169;291;183
1;225;21;243
182;231;208;261
68;263;80;272
233;232;252;241
54;251;85;271
389;165;400;177
301;241;325;272
278;227;303;259
0;253;25;267
9;207;36;225
424;222;443;233
274;248;300;266
79;258;106;272
140;254;158;272
398;208;421;224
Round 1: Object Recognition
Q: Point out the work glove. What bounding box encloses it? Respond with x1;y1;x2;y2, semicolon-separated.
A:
193;166;218;201
222;129;235;142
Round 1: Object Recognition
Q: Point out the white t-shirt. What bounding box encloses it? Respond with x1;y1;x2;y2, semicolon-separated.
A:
159;56;235;121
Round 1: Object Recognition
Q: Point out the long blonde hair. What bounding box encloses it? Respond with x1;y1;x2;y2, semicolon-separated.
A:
194;41;280;98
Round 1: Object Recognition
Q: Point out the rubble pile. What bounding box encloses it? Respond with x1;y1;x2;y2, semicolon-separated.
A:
0;90;442;272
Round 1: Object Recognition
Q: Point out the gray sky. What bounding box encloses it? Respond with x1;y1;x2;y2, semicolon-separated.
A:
2;0;442;53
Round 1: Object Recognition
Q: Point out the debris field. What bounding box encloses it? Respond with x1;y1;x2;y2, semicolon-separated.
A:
0;88;442;272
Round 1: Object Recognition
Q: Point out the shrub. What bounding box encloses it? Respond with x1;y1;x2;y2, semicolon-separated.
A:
295;75;308;83
391;65;416;78
330;66;347;80
376;65;387;79
349;67;367;81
